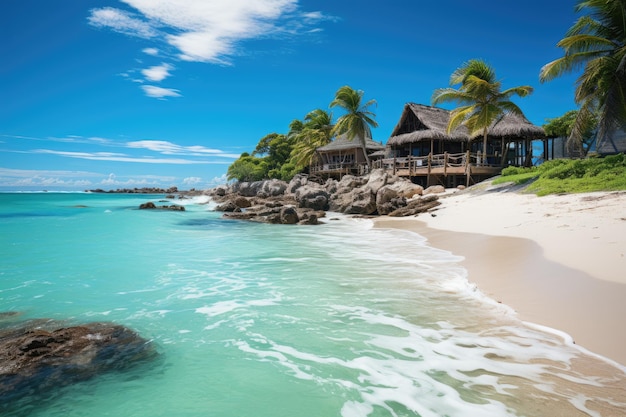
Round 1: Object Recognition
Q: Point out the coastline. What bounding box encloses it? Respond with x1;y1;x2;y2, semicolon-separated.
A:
374;183;626;367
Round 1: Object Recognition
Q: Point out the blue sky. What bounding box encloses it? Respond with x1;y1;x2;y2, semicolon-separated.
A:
1;0;580;191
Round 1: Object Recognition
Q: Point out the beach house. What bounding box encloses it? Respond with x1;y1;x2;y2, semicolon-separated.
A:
310;133;385;179
375;103;549;187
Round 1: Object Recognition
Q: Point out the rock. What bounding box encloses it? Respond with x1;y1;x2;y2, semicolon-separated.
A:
139;202;185;211
286;174;308;195
423;185;446;195
233;196;252;208
279;206;299;224
376;185;409;215
388;195;441;217
365;169;389;194
259;179;288;197
0;321;157;409
330;188;377;215
213;186;228;197
295;185;330;211
236;181;264;197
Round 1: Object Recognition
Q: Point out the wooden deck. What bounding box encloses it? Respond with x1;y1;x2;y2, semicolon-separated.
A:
311;152;504;186
374;152;502;186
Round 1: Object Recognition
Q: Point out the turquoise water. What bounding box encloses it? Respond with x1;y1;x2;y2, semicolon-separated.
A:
1;192;624;417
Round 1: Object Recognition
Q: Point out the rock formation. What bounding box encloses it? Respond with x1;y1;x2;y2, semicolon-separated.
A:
207;169;443;224
0;320;157;410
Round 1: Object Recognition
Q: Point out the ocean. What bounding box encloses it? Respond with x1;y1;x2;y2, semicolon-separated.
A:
0;192;624;417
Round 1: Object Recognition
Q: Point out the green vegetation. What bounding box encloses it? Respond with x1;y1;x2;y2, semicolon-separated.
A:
432;59;533;162
227;86;377;182
540;0;626;155
494;154;626;195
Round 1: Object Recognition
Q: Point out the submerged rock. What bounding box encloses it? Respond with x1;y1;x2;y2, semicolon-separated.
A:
139;202;185;211
0;320;157;408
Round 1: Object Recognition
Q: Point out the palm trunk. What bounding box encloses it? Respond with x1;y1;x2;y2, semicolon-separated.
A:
482;128;488;165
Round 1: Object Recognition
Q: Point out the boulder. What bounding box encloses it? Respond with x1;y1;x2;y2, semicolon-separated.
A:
258;179;288;197
139;202;185;211
0;320;157;409
295;185;330;211
388;194;441;217
330;188;377;215
236;181;264;197
286;174;308;195
233;196;252;208
376;185;408;215
279;206;299;224
423;185;446;195
365;169;389;194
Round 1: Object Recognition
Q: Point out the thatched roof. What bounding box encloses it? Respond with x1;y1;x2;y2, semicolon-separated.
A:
317;134;385;152
387;103;545;146
488;112;546;139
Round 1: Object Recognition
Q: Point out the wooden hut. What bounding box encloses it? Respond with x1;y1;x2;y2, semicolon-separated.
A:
597;128;626;155
310;134;385;179
379;103;547;186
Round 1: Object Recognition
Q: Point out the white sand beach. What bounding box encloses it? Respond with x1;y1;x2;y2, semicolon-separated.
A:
375;183;626;366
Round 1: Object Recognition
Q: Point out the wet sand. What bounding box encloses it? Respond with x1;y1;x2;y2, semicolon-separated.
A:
373;185;626;366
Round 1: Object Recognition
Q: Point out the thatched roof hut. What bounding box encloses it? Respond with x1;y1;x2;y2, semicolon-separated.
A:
317;134;385;152
387;103;545;146
387;103;469;146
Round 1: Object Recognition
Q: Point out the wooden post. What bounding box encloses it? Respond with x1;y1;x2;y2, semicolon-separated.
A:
465;150;471;187
427;153;432;186
443;152;448;176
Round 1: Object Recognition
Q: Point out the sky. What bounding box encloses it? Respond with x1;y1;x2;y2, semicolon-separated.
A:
1;0;582;191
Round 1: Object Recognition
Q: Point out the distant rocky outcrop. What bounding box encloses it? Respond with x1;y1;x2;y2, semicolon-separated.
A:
0;320;157;410
207;169;440;224
139;202;186;211
88;187;181;194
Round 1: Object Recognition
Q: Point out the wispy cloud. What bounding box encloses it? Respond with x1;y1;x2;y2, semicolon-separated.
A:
126;140;240;158
88;7;158;39
33;149;211;164
142;47;159;56
142;63;173;82
89;1;333;64
141;85;181;99
0;167;100;188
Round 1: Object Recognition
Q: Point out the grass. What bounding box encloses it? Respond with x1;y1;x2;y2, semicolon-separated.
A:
492;153;626;196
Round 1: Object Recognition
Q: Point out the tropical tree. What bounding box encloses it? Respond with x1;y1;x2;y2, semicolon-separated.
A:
432;59;534;164
289;109;334;170
544;110;597;154
539;0;626;155
226;152;267;182
330;85;379;168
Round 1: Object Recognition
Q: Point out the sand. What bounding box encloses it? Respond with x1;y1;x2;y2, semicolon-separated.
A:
374;182;626;366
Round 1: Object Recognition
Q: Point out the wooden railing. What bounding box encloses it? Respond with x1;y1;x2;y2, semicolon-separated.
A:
310;162;369;176
372;151;501;174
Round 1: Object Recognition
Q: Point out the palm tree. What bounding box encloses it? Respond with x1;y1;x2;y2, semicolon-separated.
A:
330;85;379;169
539;0;626;155
289;109;333;170
432;59;533;164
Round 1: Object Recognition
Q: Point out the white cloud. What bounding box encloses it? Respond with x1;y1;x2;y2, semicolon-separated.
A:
143;47;159;56
183;176;202;185
89;0;332;64
142;63;173;82
0;167;100;178
126;140;240;158
32;149;208;164
209;173;229;186
88;7;157;39
141;85;181;98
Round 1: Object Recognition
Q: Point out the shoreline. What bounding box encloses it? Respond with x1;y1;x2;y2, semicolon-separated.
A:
373;184;626;367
